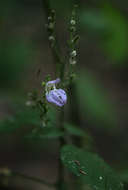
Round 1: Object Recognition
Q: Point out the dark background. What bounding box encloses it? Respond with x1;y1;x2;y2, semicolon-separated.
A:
0;0;128;189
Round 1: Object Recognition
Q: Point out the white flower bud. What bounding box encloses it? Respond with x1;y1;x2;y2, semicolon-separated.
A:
70;19;76;25
48;36;55;41
48;16;52;21
71;50;77;57
69;58;76;65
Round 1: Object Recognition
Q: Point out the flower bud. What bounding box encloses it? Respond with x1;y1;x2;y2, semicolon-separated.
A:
49;36;55;41
70;19;76;25
48;16;52;21
71;50;77;57
69;58;76;65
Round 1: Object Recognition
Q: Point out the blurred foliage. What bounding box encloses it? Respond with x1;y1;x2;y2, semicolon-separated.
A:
64;123;85;137
26;126;64;139
0;105;40;134
0;117;20;134
102;3;128;61
61;145;124;190
0;101;61;140
119;170;128;184
80;10;108;34
0;40;33;89
76;72;117;131
45;0;128;62
80;2;128;62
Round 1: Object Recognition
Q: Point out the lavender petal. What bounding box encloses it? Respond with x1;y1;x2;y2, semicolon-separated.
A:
46;78;60;86
46;89;67;107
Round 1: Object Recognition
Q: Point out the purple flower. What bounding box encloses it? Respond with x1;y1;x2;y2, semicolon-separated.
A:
45;78;67;107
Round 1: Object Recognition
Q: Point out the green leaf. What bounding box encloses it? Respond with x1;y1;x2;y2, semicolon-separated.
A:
61;145;124;190
64;123;85;137
26;127;64;140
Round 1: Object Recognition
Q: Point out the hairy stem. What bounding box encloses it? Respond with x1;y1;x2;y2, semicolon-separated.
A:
41;0;65;77
41;1;66;189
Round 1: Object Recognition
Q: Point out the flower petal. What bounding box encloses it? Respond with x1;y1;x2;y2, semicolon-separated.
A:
46;78;60;86
46;89;67;107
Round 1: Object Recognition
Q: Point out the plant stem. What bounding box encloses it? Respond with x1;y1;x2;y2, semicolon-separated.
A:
41;1;66;188
41;0;65;77
56;108;66;190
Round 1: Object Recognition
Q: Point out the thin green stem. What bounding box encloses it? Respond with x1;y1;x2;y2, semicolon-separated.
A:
41;1;66;189
41;0;65;78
